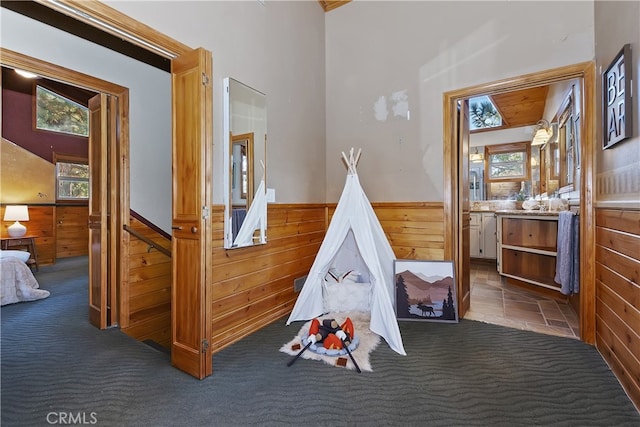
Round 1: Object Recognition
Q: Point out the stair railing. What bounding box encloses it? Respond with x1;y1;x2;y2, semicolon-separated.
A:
123;225;171;257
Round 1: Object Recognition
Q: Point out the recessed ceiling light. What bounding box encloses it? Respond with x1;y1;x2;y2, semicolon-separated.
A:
15;69;38;79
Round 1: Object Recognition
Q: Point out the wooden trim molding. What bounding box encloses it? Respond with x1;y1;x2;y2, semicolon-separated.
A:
130;210;171;240
34;0;192;59
1;47;131;332
319;1;351;12
443;61;597;344
1;48;127;95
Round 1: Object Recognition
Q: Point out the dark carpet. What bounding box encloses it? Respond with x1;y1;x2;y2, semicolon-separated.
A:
1;257;638;426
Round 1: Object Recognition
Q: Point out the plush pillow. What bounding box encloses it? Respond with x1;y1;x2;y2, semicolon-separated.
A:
323;281;372;313
0;250;31;263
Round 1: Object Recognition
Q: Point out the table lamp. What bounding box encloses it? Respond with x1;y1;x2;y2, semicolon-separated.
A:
3;205;29;237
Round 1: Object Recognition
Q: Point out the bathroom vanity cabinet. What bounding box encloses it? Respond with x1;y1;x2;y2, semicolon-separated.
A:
496;211;560;291
470;212;497;259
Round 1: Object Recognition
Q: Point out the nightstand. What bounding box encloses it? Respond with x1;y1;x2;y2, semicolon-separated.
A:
1;236;39;271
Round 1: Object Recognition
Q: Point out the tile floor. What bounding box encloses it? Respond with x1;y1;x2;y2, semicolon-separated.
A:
465;261;580;339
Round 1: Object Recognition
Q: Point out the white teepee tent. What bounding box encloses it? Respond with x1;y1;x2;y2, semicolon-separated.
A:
286;148;406;355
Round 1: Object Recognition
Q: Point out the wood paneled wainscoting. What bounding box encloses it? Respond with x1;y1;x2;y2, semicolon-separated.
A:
328;202;445;260
210;204;326;352
3;205;55;265
374;202;445;261
121;216;172;347
1;205;89;265
56;205;89;259
118;201;446;356
209;201;445;354
595;208;640;410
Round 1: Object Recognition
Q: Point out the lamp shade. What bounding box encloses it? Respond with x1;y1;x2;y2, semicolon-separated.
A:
531;128;552;146
3;205;29;237
4;205;29;221
531;119;556;146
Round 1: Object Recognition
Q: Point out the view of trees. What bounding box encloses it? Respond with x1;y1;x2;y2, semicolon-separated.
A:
469;98;502;130
57;162;89;199
488;152;526;178
36;85;89;137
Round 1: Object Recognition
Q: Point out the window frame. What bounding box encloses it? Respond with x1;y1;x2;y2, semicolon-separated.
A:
54;153;89;204
468;95;508;133
556;91;576;193
484;142;531;182
34;84;89;137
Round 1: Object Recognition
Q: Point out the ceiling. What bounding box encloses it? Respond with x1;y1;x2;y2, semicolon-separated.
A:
484;85;549;130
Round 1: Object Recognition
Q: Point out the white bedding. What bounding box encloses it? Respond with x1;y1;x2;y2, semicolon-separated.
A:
0;256;49;306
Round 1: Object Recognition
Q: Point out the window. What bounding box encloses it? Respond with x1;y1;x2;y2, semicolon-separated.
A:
36;85;89;137
485;142;530;181
469;95;503;131
55;155;89;201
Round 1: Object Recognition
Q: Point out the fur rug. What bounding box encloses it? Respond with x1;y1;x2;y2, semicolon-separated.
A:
280;312;380;372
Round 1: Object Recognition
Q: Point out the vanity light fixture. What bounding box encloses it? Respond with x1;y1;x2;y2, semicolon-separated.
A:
531;119;554;146
469;147;484;162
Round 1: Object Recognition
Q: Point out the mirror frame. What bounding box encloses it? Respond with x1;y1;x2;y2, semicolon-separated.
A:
222;77;267;249
232;132;255;207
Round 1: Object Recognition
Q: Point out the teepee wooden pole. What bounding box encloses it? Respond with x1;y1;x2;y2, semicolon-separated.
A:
341;147;362;174
341;152;351;172
354;148;362;167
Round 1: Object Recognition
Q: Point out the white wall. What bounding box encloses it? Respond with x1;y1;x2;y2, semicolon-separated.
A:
2;1;327;235
105;0;327;204
0;8;172;231
2;1;600;212
470;126;534;147
594;1;640;207
325;1;594;202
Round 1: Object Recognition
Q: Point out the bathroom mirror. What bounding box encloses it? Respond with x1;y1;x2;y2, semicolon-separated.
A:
223;78;267;249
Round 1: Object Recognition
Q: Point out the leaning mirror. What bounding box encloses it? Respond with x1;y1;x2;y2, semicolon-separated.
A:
223;78;267;249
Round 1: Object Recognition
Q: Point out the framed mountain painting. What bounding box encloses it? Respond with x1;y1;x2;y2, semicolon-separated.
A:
394;260;458;323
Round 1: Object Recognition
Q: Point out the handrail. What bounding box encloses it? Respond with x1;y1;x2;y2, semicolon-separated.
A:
123;225;171;257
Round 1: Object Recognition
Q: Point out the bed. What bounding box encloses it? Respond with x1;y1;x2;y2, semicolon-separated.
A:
0;250;49;306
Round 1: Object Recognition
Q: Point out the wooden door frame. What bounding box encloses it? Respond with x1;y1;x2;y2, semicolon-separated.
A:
88;93;108;329
1;48;129;328
170;48;213;379
31;1;215;377
7;1;193;333
443;62;596;344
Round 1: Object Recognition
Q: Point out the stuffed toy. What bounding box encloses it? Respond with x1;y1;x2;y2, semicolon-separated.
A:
306;317;355;349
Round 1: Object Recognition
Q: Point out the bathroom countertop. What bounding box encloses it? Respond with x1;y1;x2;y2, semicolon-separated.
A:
495;209;560;217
